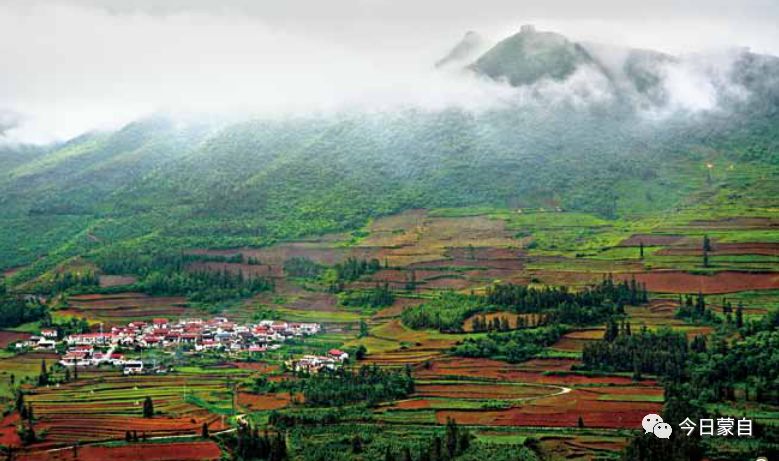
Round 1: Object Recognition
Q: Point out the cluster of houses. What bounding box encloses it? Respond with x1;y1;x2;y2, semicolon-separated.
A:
288;349;350;373
62;317;321;351
14;328;59;351
16;317;323;374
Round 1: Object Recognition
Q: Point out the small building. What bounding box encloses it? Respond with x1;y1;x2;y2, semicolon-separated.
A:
35;338;57;350
122;360;144;375
328;349;349;362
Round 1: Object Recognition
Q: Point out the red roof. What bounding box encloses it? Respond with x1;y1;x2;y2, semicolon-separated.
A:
328;349;346;356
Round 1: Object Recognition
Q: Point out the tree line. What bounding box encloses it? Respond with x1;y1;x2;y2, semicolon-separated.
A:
453;325;567;363
260;364;415;408
403;276;648;333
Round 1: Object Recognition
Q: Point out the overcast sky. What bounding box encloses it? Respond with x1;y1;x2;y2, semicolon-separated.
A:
1;0;778;143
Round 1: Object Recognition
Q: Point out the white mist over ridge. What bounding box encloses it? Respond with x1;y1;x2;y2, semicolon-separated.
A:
0;1;776;143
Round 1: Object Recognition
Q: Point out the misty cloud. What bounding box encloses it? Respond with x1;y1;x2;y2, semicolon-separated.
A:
0;0;776;143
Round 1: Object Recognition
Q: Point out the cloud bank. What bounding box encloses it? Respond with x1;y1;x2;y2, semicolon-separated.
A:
0;0;776;143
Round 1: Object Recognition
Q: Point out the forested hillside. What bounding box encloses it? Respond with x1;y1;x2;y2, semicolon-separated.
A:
1;30;778;286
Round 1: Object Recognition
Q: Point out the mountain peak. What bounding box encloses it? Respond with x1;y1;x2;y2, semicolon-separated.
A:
435;31;490;69
468;27;594;86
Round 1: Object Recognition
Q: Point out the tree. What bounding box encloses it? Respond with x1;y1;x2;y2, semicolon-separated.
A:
405;270;417;291
384;446;396;461
736;305;744;328
578;416;585;428
355;344;367;360
270;432;287;461
201;422;209;438
604;318;619;342
703;235;712;252
125;431;132;442
359;320;369;338
142;396;154;418
445;418;459;459
37;359;48;386
15;392;24;414
639;241;644;259
402;447;413;461
351;434;363;454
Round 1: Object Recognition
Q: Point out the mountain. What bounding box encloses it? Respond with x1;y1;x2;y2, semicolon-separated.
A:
435;31;490;69
2;28;778;283
463;25;779;112
468;25;601;86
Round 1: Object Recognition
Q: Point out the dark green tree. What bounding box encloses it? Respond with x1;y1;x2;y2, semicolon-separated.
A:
142;396;154;418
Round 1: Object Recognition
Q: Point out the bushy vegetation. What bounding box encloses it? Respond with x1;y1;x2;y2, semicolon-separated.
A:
283;257;324;278
31;270;99;295
582;327;689;380
453;325;567;363
0;281;48;328
339;283;395;309
90;249;272;303
579;306;779;460
260;365;415;407
402;292;484;332
403;277;647;332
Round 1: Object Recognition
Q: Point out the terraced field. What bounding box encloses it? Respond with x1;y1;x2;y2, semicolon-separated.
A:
5;203;779;460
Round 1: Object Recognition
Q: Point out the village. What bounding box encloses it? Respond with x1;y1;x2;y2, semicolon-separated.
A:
13;317;348;375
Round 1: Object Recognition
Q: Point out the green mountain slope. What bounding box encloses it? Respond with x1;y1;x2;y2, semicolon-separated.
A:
1;31;778;283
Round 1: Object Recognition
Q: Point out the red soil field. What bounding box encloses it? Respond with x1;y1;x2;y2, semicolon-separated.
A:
18;441;222;461
0;330;31;348
419;277;473;290
238;392;293;410
0;413;22;447
391;399;434;409
436;388;661;429
622;271;779;294
65;293;189;321
228;361;279;373
248;279;338;312
415;357;658;387
530;270;604;287
32;414;227;447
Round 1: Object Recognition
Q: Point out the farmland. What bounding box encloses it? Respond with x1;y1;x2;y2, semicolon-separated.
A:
2;182;778;460
1;18;778;460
